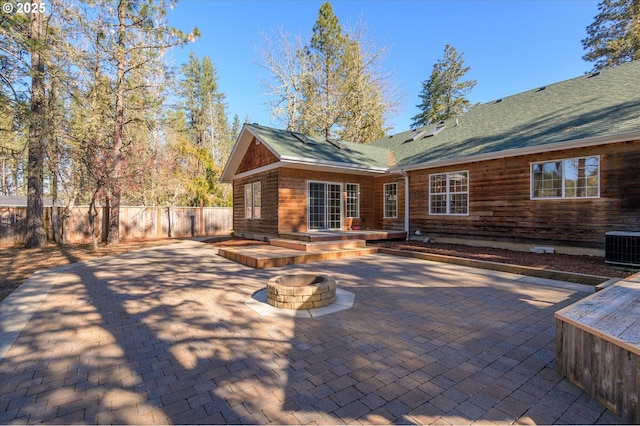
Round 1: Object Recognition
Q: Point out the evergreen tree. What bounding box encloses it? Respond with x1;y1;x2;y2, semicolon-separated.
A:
25;2;47;247
176;53;233;207
582;0;640;71
301;2;346;138
338;37;386;143
258;2;398;142
77;0;198;244
411;44;476;129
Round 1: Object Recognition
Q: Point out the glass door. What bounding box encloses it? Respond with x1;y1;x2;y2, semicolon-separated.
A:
308;181;342;230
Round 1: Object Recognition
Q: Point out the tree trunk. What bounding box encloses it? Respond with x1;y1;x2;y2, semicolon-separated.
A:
25;3;47;248
88;191;99;252
107;0;127;245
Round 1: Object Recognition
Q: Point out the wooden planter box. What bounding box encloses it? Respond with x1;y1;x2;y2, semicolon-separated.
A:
555;274;640;423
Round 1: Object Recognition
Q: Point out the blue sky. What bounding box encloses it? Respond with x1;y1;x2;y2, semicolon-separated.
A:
167;1;600;133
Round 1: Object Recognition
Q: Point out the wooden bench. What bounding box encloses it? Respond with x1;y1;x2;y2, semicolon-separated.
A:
555;272;640;423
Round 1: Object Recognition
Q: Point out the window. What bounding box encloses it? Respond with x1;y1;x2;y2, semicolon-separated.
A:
346;184;360;218
384;183;397;218
532;156;599;199
244;181;261;219
429;171;469;215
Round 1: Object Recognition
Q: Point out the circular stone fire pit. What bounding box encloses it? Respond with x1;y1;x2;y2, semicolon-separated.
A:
267;274;336;310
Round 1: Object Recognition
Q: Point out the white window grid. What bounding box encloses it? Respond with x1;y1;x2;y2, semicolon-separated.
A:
429;171;469;215
346;183;360;218
384;183;397;218
308;181;343;230
244;181;261;219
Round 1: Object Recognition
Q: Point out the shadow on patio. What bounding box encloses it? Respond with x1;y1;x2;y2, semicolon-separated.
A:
0;242;623;424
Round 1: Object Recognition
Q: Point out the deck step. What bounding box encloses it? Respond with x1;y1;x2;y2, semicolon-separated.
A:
218;246;378;269
270;238;366;252
278;230;407;242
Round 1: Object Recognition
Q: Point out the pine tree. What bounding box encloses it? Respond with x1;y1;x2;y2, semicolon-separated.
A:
411;44;476;129
25;1;48;247
177;53;232;207
582;0;640;71
258;2;398;142
338;37;386;143
301;2;346;138
76;0;198;244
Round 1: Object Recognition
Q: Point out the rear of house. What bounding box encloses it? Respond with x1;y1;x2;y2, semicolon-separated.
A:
221;61;640;256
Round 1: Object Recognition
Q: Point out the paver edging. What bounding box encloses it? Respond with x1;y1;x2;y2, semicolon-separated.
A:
377;247;610;286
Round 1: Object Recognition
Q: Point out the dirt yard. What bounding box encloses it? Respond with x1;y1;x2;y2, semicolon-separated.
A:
1;237;635;304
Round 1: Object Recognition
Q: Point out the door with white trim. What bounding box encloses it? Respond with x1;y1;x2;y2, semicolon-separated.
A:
308;181;343;230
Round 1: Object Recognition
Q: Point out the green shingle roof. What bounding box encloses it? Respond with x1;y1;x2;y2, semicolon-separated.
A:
246;124;392;169
374;60;640;168
242;61;640;173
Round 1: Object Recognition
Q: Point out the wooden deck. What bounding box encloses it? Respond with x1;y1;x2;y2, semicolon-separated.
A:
278;229;407;242
217;244;378;269
555;272;640;423
217;229;404;268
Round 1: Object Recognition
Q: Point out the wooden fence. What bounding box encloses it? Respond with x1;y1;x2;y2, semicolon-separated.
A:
0;206;232;245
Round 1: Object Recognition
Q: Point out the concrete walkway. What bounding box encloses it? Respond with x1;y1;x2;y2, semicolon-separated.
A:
0;240;623;424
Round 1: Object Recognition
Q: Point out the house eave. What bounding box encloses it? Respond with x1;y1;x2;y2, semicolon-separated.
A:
225;157;390;183
220;125;282;183
392;130;640;173
279;156;389;174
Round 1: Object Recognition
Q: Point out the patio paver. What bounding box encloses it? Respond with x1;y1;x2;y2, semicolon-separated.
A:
0;240;625;424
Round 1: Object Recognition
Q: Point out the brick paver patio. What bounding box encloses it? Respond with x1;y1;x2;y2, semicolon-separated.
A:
0;240;623;424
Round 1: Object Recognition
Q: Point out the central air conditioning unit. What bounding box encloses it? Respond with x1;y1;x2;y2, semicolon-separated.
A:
605;231;640;267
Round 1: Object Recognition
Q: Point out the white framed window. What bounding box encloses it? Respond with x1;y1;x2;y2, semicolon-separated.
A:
531;156;599;199
429;171;469;215
384;183;397;218
346;183;360;218
244;181;261;219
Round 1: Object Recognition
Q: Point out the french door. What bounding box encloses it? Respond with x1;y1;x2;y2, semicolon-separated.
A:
308;181;343;230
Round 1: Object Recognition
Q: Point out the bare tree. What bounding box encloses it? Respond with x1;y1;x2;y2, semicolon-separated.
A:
257;26;310;132
257;3;401;142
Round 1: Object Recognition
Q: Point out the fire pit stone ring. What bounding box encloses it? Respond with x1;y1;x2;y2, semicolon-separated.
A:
267;273;336;310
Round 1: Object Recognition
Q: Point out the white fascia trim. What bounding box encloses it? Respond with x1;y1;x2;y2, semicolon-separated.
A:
220;126;282;183
392;130;640;173
231;162;282;181
279;156;390;174
229;158;389;182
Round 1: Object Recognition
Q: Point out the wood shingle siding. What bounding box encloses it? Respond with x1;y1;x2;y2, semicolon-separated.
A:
233;170;279;240
277;169;377;233
373;175;405;231
408;140;640;250
236;137;279;174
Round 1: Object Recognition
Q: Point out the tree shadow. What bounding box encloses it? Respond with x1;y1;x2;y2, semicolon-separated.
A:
275;255;621;424
0;242;286;423
0;245;623;424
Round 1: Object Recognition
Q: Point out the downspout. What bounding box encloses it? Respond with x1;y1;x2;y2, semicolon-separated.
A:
400;170;409;240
